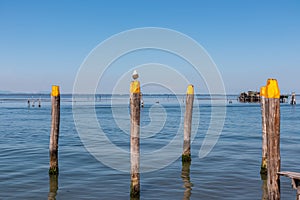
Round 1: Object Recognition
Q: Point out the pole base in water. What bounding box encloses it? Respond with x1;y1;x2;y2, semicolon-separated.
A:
130;183;140;198
182;154;191;162
260;166;267;176
49;167;59;175
260;158;267;176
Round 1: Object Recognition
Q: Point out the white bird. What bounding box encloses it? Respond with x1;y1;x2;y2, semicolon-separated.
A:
132;70;139;80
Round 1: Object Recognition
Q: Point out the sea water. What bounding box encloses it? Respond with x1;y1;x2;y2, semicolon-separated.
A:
0;94;299;199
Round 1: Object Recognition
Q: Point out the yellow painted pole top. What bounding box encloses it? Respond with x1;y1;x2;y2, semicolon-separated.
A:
187;84;194;95
51;85;60;97
266;79;280;98
130;80;140;94
260;86;266;97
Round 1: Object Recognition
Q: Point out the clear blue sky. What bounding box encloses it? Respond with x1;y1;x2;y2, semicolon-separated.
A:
0;0;299;94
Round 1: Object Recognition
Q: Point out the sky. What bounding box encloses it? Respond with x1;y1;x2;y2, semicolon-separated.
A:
0;0;299;94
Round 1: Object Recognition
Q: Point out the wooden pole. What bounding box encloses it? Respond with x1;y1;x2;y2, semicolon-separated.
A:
265;79;281;200
182;84;194;162
260;86;268;176
130;78;141;198
49;85;60;175
291;92;296;105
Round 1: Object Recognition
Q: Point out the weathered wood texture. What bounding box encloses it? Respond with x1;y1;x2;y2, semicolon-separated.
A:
130;92;141;198
182;86;194;162
49;91;60;175
266;98;281;200
260;96;268;175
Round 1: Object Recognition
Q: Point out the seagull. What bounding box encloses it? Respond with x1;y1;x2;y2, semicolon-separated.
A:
132;70;139;80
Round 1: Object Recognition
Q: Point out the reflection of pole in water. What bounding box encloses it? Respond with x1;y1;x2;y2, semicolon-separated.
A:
262;179;268;200
32;97;35;107
48;174;58;200
261;174;268;200
130;196;140;200
181;161;192;200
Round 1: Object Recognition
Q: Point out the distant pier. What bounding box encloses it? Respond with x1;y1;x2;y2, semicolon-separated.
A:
238;91;288;103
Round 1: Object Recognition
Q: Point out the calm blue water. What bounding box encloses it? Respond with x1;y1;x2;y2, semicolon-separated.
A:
0;94;299;199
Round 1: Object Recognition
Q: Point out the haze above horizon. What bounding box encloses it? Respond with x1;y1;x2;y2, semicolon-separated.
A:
0;1;299;94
